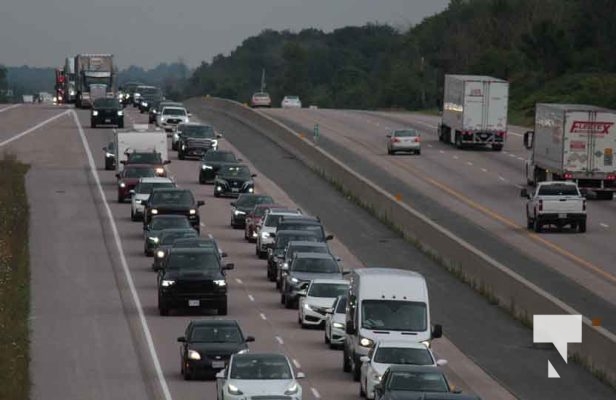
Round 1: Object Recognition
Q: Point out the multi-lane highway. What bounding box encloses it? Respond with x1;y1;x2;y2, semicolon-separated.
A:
1;103;614;400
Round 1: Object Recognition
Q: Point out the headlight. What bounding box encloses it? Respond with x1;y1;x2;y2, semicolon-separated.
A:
291;277;299;283
187;349;200;360
156;250;165;258
105;152;114;158
303;303;313;310
360;337;375;348
248;187;254;193
119;182;126;188
201;164;212;170
227;384;243;395
261;232;270;238
151;209;158;214
70;90;75;96
216;186;222;191
233;210;245;216
214;279;226;286
161;280;175;287
181;145;186;151
173;133;179;140
92;110;99;116
148;236;159;243
117;110;123;116
155;167;164;175
189;209;197;215
142;102;148;107
421;340;432;348
333;322;345;329
284;382;299;395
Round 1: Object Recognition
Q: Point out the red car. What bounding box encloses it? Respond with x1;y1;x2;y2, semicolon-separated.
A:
115;164;158;202
244;203;283;242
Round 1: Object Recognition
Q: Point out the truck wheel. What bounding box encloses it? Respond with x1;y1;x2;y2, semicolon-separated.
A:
455;133;463;149
492;144;503;151
526;217;533;230
91;120;96;129
118;120;124;129
178;151;185;160
579;220;587;233
343;348;352;372
533;219;542;233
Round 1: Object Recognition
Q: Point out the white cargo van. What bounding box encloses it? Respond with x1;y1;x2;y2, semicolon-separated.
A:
342;268;442;381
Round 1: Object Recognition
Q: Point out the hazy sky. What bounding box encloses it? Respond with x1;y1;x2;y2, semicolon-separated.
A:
1;0;449;69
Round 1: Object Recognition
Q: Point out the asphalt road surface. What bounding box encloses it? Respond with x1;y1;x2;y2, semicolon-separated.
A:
0;102;613;400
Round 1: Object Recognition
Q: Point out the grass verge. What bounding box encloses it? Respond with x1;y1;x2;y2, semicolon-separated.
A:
0;154;30;400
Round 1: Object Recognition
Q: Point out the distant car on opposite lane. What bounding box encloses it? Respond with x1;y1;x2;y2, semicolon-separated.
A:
281;95;302;108
250;92;272;108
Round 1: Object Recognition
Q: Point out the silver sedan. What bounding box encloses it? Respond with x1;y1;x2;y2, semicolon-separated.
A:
386;128;421;155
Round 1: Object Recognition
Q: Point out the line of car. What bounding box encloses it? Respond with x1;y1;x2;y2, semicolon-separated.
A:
99;105;479;399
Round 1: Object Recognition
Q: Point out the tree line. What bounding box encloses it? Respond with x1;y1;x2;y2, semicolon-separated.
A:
185;0;616;122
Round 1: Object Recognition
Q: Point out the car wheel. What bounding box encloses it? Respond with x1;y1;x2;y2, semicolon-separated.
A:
579;220;587;233
285;296;296;309
526;216;533;230
90;120;96;129
492;144;503;151
343;348;352;372
353;357;361;381
179;151;185;160
324;328;330;344
183;366;193;381
387;149;393;155
416;149;421;155
199;176;205;185
117;194;123;203
455;133;463;149
131;209;137;222
275;278;281;289
258;249;267;259
360;378;366;397
214;192;220;198
118;121;124;129
533;218;542;233
217;303;228;316
280;293;285;305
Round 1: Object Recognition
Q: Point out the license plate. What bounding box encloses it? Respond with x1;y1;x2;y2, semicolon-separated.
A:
105;118;111;123
231;188;239;192
211;361;225;368
558;213;567;219
188;300;200;307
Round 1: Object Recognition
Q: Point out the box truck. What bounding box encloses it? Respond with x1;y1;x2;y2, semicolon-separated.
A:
438;74;509;151
524;103;616;200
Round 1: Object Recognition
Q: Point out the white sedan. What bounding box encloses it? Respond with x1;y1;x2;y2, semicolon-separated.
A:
324;294;347;349
360;340;447;399
216;352;304;400
281;95;302;108
130;177;175;221
298;279;348;328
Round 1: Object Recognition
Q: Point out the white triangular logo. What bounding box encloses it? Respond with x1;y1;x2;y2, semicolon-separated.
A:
548;360;560;378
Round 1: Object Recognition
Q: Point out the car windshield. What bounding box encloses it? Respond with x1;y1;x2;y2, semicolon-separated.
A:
335;297;347;313
136;182;175;194
150;190;194;206
160;231;198;245
230;355;292;380
236;195;274;207
166;252;221;271
278;223;324;240
203;151;237;162
276;234;318;250
127;153;162;164
308;283;348;298
124;167;156;178
150;217;191;230
190;326;243;343
163;108;186;116
362;300;427;331
182;125;215;138
538;184;579;196
94;98;119;108
142;87;161;95
387;371;448;392
394;129;418;137
218;165;251;178
285;96;299;100
289;245;327;259
292;257;339;273
374;347;434;365
264;214;284;227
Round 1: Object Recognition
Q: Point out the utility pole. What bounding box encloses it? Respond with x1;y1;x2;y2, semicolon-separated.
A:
260;69;266;92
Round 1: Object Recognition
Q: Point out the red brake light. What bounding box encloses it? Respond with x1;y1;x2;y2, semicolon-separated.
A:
607;174;616;181
538;199;543;211
564;172;573;180
415;136;421;142
393;138;400;143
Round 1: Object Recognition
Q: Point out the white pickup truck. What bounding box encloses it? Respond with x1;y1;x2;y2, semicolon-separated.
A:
521;181;587;233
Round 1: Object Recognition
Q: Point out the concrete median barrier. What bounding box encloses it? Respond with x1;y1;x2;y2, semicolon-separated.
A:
196;96;616;387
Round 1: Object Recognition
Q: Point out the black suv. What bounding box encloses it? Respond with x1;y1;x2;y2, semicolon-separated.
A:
177;319;254;380
91;98;123;128
177;124;222;160
143;188;204;232
158;248;234;316
214;164;257;198
137;86;163;113
266;230;320;282
199;150;240;184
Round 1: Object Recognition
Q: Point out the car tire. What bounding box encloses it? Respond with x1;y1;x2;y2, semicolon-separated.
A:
275;279;281;289
117;194;123;203
526;216;533;230
416;149;421;155
183;367;193;381
179;151;185;160
492;144;503;151
131;209;138;222
353;357;361;381
214;192;220;198
280;293;286;305
324;329;330;344
387;149;393;155
533;218;542;233
159;305;169;316
258;249;267;259
360;379;366;397
118;121;124;129
343;348;352;372
579;220;587;233
199;176;205;185
217;303;228;316
91;121;96;129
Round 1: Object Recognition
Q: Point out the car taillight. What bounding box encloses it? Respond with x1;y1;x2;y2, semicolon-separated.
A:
607;174;616;181
415;136;421;142
393;138;400;143
538;199;543;211
564;172;573;180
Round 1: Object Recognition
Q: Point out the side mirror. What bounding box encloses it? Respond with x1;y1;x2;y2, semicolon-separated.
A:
221;252;228;258
360;356;370;363
197;200;205;207
324;307;334;314
188;113;193;117
135;199;142;205
386;134;391;138
335;257;342;262
164;160;171;164
432;324;443;339
245;336;255;342
216;133;223;139
251;174;257;178
451;386;462;394
224;263;235;270
215;370;225;379
129;189;135;195
237;158;243;162
296;372;305;379
102;146;107;151
120;160;126;164
325;234;334;241
177;336;186;343
520;188;529;199
269;232;276;239
436;359;448;367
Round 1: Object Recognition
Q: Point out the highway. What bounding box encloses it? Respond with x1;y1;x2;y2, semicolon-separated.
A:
261;107;616;325
1;102;614;399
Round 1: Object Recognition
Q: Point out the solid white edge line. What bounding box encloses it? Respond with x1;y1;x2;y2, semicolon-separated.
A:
275;336;284;344
481;168;488;172
248;294;255;302
0;104;21;113
311;387;321;399
71;111;173;400
0;110;70;148
260;313;267;320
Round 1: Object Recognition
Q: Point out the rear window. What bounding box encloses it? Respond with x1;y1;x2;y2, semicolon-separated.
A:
394;129;418;137
538;184;579;196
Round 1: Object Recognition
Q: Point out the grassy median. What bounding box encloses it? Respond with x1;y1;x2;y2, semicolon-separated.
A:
0;154;30;400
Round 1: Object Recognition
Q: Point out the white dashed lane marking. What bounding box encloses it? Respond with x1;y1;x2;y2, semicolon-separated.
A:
481;168;488;172
235;278;243;284
275;336;284;344
600;223;609;228
311;387;321;399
